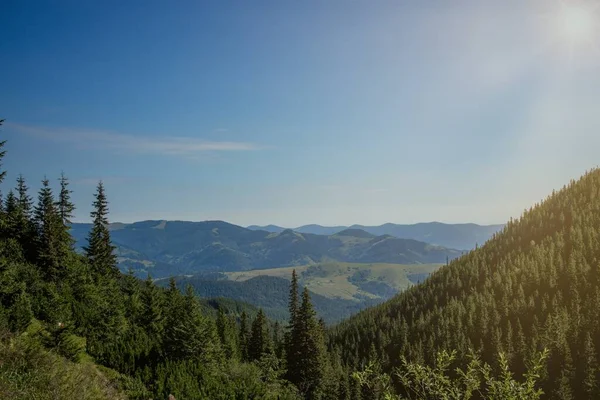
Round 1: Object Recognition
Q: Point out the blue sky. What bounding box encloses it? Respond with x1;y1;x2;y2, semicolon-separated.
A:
1;0;599;227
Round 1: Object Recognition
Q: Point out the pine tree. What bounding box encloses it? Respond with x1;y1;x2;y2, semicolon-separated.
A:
33;177;61;279
84;181;117;278
582;332;599;399
141;275;165;344
285;269;301;382
248;308;271;361
0;119;5;231
216;306;239;360
4;190;18;234
13;175;36;260
295;287;327;399
55;172;75;256
16;174;33;218
239;311;250;361
122;269;143;323
0;119;6;187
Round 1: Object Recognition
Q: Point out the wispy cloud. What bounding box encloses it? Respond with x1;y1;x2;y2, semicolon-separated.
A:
7;122;263;157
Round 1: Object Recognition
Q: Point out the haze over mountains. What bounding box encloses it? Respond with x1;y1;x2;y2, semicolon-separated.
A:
247;222;503;250
69;220;462;278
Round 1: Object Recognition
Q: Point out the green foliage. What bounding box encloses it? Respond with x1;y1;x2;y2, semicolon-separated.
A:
0;328;125;400
353;349;548;400
249;308;272;361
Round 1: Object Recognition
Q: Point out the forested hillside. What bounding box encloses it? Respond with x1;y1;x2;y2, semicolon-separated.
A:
329;168;600;399
69;221;460;277
165;275;380;323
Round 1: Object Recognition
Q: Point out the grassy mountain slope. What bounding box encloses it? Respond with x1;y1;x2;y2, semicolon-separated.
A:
226;262;440;301
328;169;600;398
70;222;459;278
0;325;135;400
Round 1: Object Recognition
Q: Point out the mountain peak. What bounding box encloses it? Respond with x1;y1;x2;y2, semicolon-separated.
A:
335;229;376;238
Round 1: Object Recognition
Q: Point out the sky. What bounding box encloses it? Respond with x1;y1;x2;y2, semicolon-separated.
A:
1;0;600;227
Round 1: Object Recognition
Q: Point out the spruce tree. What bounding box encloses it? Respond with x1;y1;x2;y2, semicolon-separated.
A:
33;177;61;279
0;119;6;186
239;310;250;361
285;269;301;382
4;190;18;234
84;181;117;278
216;306;238;360
0;119;5;230
141;275;165;345
56;172;75;251
13;175;36;260
16;174;33;218
582;332;599;399
248;308;271;361
295;287;327;399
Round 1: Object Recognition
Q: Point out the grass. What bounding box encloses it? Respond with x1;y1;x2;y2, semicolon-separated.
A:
226;262;442;301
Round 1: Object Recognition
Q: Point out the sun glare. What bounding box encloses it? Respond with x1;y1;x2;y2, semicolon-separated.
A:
561;4;596;42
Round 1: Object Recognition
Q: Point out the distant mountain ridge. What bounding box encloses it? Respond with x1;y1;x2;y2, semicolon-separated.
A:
247;222;504;250
70;220;460;278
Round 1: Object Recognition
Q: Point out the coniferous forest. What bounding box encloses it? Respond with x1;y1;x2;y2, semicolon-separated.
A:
1;112;600;400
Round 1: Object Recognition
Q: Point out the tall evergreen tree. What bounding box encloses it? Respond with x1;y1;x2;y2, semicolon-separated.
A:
285;269;301;383
141;275;165;345
33;177;61;279
4;190;18;234
0;119;5;229
13;175;36;260
582;332;599;399
84;181;117;278
239;310;250;362
0;119;6;187
248;308;271;361
55;172;76;260
216;306;239;360
16;174;33;218
295;287;327;399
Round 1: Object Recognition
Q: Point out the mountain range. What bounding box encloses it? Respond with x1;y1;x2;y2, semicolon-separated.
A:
70;221;462;278
247;222;503;250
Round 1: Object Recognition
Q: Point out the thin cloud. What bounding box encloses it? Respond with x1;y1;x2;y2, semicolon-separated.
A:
8;122;262;157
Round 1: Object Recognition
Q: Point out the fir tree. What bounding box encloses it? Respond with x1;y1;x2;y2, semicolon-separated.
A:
216;306;238;360
16;174;33;218
33;177;61;279
141;276;165;344
4;190;18;234
239;311;250;361
582;332;599;399
0;119;6;186
248;308;271;361
14;175;36;260
285;269;301;383
84;181;117;278
295;287;327;399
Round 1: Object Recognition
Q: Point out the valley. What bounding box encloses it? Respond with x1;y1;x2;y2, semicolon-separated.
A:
70;222;460;278
162;262;441;323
